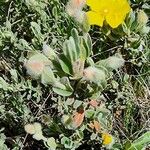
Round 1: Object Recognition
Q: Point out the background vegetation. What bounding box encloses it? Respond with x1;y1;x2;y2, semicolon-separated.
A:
0;0;150;149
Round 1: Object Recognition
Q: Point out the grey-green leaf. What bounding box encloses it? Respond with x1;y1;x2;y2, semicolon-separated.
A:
47;137;57;150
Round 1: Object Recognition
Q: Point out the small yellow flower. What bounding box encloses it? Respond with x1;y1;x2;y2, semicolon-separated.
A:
102;132;113;145
86;0;131;28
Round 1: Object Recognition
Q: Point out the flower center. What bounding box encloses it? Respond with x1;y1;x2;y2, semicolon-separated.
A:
103;9;108;14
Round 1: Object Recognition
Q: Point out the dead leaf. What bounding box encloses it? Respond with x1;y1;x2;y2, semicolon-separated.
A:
88;121;94;129
89;100;98;107
93;120;101;132
88;120;101;132
73;109;84;128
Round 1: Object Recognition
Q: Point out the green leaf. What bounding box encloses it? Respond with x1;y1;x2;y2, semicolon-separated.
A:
125;131;150;150
18;39;32;50
30;22;43;40
86;34;92;53
60;77;73;91
73;100;83;109
53;87;72;96
10;69;18;82
82;34;92;58
0;77;9;91
71;28;79;44
41;66;55;85
80;40;88;60
63;37;79;64
47;137;57;150
61;137;73;149
76;130;84;139
96;55;125;71
85;109;95;118
61;115;72;125
90;133;97;140
53;78;73;96
59;55;72;75
0;133;8;150
29;53;49;62
42;43;57;60
68;37;78;62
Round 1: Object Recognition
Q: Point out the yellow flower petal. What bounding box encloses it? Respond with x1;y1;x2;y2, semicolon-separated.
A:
106;0;130;28
117;0;131;13
106;13;125;28
86;0;102;11
86;11;104;27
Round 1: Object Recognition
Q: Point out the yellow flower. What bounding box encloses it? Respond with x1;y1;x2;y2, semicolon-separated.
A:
86;0;131;28
102;133;113;145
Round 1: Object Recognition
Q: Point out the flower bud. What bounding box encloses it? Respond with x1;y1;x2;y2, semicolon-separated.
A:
89;99;98;108
25;60;45;78
83;67;106;83
24;124;36;135
24;53;50;78
66;0;85;13
137;10;148;26
107;56;125;70
66;0;86;23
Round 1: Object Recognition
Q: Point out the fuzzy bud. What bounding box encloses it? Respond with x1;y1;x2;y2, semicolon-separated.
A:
24;124;36;135
137;10;148;26
66;0;86;23
25;60;45;78
107;56;125;70
83;67;106;83
24;53;51;78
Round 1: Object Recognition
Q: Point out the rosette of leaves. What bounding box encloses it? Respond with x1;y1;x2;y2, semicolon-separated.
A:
58;28;92;79
25;28;125;97
58;29;125;96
